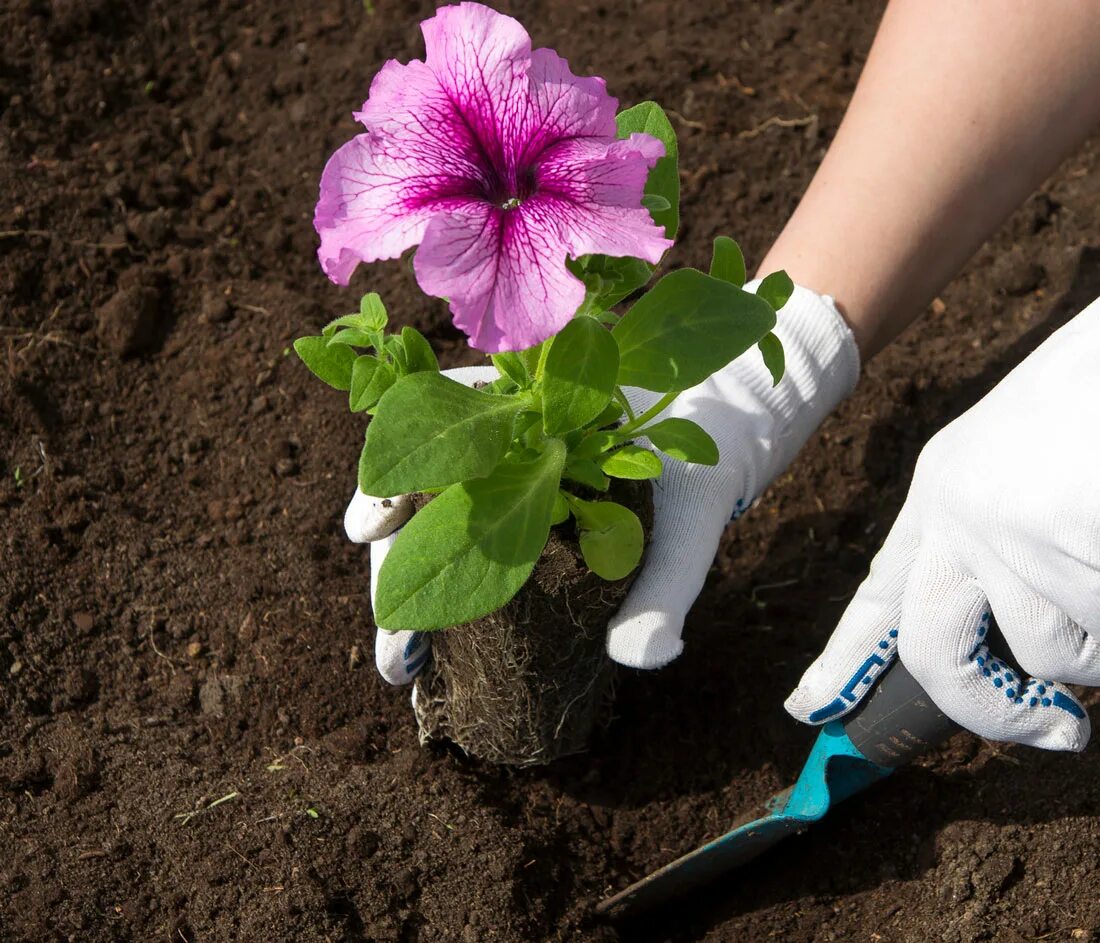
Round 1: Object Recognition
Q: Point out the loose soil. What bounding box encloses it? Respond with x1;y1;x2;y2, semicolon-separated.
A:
2;1;1099;941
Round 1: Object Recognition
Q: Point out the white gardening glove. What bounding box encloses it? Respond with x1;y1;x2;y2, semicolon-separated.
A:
349;284;860;684
786;296;1100;752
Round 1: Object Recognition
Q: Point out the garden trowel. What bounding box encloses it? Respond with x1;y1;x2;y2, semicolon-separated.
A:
596;659;960;917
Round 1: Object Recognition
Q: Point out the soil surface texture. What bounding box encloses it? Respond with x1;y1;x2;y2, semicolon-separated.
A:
3;1;1100;941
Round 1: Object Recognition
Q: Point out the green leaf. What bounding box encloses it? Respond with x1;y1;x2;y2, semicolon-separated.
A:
492;352;529;387
349;355;396;413
756;270;794;311
591;400;625;429
519;342;544;378
613;269;776;392
294;335;357;391
569;254;655;314
710;236;746;288
642;417;719;465
374;441;567;630
327;327;374;348
401;326;439;373
322;313;363;337
757;332;785;386
598;445;662;480
551;490;570;525
564;458;610;491
359;292;388;332
358;373;528;496
570;430;617;461
616;101;679;239
383;334;408;373
542;317;620;435
568;497;644;580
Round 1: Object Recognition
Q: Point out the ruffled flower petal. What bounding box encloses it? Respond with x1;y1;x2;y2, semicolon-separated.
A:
413;198;584;353
314;2;673;347
536;133;672;263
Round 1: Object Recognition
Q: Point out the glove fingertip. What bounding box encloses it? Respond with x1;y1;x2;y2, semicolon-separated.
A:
375;629;430;686
346;491;413;543
606;615;685;669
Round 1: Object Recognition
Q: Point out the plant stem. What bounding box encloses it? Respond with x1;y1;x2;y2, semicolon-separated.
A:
616;390;679;437
534;340;552;382
613;387;636;422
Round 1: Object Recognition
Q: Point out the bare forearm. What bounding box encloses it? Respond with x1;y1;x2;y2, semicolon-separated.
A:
757;0;1100;359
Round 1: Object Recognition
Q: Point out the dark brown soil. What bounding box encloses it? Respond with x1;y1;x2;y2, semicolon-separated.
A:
2;1;1099;941
413;478;652;767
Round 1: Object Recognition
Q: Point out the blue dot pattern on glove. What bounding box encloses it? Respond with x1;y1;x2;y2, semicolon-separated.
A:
807;628;900;722
403;633;431;676
967;608;1085;718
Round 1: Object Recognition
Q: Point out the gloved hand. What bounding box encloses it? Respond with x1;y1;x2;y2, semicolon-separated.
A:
786;296;1100;751
348;283;860;684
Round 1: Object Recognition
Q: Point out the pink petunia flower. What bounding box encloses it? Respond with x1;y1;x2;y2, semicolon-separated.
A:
314;2;672;353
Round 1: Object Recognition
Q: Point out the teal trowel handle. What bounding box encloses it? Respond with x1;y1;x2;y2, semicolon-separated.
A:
841;659;960;767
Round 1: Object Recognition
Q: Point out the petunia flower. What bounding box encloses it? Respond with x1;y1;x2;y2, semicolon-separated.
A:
313;2;672;353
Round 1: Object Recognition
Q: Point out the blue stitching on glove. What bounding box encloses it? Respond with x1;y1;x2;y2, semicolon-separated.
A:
807;628;899;723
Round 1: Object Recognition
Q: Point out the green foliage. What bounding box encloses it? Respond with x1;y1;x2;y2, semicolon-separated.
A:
757;332;785;386
710;236;746;288
756;271;794;312
613;268;776;392
542;317;619;435
349;355;396;413
642;417;719;465
294;336;357;391
598;445;662;480
401;326;439;373
491;351;530;387
296;98;785;631
374;441;567;630
358;373;528;497
568;496;644;580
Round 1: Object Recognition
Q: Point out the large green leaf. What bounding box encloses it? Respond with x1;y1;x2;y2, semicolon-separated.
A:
358;373;527;497
642;417;719;465
568;496;644;580
294;335;357;391
374;441;567;630
612;268;776;392
616;101;679;239
542;317;620;434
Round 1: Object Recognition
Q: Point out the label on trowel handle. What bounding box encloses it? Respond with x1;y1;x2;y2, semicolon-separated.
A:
842;660;959;767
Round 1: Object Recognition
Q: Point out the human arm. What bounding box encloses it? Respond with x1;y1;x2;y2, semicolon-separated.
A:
759;0;1100;358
